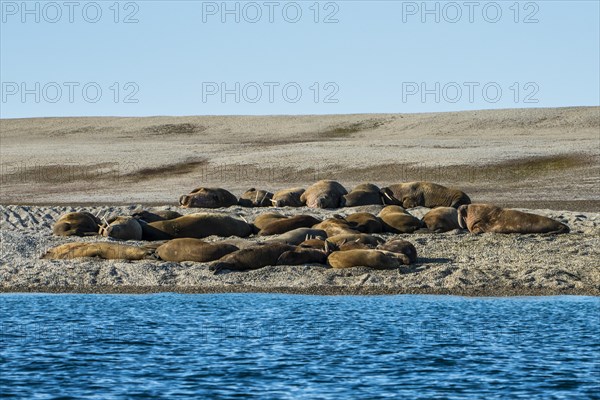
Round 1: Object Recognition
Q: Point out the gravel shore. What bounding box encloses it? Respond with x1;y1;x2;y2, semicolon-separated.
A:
1;205;598;296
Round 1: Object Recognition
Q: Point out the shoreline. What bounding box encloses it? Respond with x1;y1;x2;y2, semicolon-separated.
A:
2;285;599;297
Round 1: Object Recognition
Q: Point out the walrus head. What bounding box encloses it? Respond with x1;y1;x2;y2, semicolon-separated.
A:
179;187;237;208
379;188;402;206
457;205;469;229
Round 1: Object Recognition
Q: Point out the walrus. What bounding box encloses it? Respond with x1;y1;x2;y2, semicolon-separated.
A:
378;206;424;233
258;215;321;236
100;216;143;241
155;238;239;262
140;213;252;241
41;242;152;260
132;210;182;223
338;241;375;251
271;187;305;207
421;207;461;233
326;233;384;247
381;182;471;209
327;249;411;269
276;247;328;266
301;180;348;208
52;212;101;237
345;212;383;233
238;188;274;207
313;217;358;236
377;239;418;263
299;239;337;252
267;227;327;245
252;212;287;231
458;204;570;234
179;187;238;208
211;243;295;272
343;183;383;207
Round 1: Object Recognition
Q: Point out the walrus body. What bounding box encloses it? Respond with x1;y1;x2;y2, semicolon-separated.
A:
100;216;143;241
155;238;239;262
313;217;358;236
271;187;305;207
421;207;461;233
378;206;424;233
301;180;348;208
458;204;570;234
179;187;238;208
381;182;471;209
343;183;383;207
132;210;182;223
276;248;328;266
327;249;410;269
267;228;327;245
142;213;251;240
345;212;383;233
259;215;321;236
377;239;418;263
42;242;151;260
52;212;100;237
211;243;294;272
252;213;287;231
239;188;274;207
326;233;384;247
299;239;336;252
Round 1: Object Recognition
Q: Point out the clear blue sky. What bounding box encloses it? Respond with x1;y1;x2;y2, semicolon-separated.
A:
1;1;598;117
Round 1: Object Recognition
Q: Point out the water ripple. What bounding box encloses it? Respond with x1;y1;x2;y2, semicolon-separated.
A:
1;294;598;399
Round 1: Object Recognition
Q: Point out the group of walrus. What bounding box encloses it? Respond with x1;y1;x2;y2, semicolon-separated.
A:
43;180;570;273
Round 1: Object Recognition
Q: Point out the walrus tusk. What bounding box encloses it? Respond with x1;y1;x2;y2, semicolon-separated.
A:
383;192;395;203
259;192;268;206
324;240;329;253
269;199;278;206
239;215;248;224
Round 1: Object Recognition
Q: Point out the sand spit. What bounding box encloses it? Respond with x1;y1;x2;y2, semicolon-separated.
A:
1;205;598;296
1;107;599;295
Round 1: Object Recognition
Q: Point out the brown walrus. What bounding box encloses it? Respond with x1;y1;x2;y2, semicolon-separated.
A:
52;212;101;237
299;239;337;252
338;241;375;251
252;212;287;231
238;188;274;207
458;204;570;234
258;215;321;236
131;210;182;223
267;228;327;245
211;243;294;272
271;187;305;207
345;212;383;233
179;187;238;208
326;233;384;247
140;213;252;241
312;217;358;236
421;207;461;233
378;206;424;233
377;239;418;263
343;183;383;207
41;242;152;260
327;249;411;269
381;182;471;209
100;216;143;241
276;248;328;266
300;180;348;208
155;238;239;262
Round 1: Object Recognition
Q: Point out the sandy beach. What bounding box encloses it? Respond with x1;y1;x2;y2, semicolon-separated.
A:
1;106;599;295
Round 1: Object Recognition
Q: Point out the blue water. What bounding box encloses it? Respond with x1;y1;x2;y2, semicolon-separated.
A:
1;294;598;399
